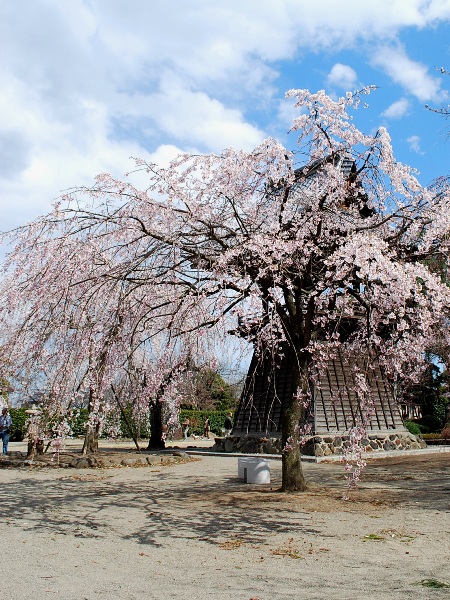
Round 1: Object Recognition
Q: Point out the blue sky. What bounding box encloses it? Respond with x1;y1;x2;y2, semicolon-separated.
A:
1;0;449;234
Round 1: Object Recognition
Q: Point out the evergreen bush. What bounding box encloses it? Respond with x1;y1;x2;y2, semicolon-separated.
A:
404;420;422;435
8;407;28;441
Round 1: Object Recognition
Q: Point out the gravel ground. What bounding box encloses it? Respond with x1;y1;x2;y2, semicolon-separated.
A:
1;441;449;600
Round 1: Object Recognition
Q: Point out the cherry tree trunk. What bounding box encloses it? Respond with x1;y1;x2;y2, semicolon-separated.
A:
26;440;37;459
82;385;101;454
26;438;44;459
82;423;99;454
281;354;308;492
147;401;165;450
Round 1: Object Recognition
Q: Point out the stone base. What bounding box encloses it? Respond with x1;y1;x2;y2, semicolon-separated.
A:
212;436;282;454
303;432;427;457
212;432;426;456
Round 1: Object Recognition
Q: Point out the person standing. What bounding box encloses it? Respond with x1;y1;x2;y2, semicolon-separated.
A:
224;412;233;437
182;417;190;440
203;417;210;438
0;407;12;455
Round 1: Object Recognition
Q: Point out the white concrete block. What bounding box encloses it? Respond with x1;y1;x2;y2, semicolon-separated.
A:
238;457;270;484
237;457;252;479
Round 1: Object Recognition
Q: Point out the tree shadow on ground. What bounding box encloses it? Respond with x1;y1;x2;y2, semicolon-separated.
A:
1;453;448;550
1;469;323;548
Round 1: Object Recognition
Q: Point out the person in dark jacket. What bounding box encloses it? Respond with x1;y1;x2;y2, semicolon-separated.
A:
203;417;210;438
224;412;233;436
0;407;12;455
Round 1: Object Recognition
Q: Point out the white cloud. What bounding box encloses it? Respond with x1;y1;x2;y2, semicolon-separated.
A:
381;98;411;119
327;64;358;90
276;98;308;134
407;135;423;154
371;45;445;102
144;76;264;152
1;0;450;231
148;145;186;168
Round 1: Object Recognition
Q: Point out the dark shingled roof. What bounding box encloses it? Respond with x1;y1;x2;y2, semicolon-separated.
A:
233;345;405;437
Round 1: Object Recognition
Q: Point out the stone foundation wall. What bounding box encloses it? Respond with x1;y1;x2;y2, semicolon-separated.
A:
212;436;282;455
212;431;426;456
304;432;426;456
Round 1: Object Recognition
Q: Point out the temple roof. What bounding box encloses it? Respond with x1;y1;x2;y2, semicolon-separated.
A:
233;345;405;437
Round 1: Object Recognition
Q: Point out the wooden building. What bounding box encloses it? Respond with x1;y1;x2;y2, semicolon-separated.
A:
228;154;420;456
233;345;405;438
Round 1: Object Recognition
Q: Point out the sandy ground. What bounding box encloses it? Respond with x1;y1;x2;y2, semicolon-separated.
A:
1;440;449;600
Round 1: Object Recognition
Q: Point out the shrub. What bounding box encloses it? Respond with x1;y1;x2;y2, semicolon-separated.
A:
404;420;422;435
8;406;91;441
9;407;28;441
415;415;440;433
442;427;450;441
68;406;150;440
67;407;89;437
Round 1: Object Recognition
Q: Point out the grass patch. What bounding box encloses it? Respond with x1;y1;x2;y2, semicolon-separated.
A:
413;579;450;589
362;534;385;541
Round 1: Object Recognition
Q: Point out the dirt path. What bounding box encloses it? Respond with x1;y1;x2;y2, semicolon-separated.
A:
1;450;449;599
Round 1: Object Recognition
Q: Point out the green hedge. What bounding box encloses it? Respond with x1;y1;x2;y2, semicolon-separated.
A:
67;408;89;437
422;433;444;440
7;407;91;441
7;406;232;442
70;408;231;439
404;420;423;435
179;409;231;436
117;406;149;439
8;407;29;442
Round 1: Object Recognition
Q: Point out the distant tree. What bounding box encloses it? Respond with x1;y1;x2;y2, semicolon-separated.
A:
182;368;238;411
403;360;447;431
